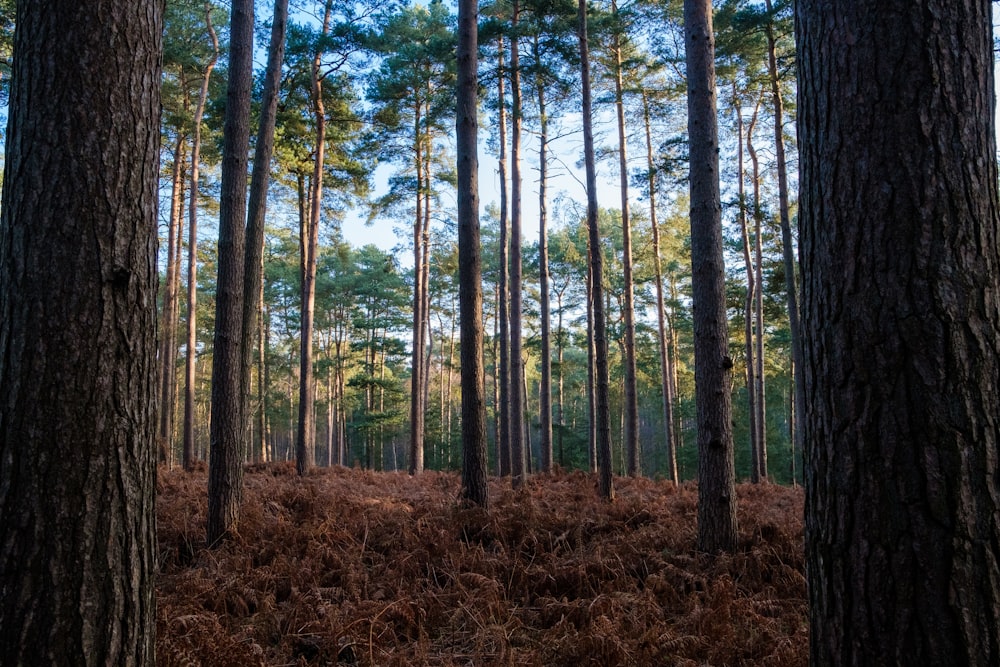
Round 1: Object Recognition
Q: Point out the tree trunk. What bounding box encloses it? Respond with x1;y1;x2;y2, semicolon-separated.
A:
208;0;254;546
183;4;219;472
643;90;678;484
409;101;426;474
798;1;1000;663
457;0;489;505
764;0;803;466
496;34;512;478
735;95;759;484
685;0;737;552
746;105;767;481
578;0;613;500
297;0;334;476
533;35;554;474
612;0;639;477
159;134;187;467
242;0;289;463
0;0;161;660
509;0;527;488
586;242;597;474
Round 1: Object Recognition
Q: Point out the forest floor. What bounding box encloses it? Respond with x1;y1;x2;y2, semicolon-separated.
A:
156;464;807;666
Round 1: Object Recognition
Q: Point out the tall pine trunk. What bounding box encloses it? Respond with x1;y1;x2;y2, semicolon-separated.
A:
184;4;219;472
159;135;187;467
642;91;678;483
734;94;759;484
242;0;289;465
746;107;767;480
685;0;736;552
578;0;613;500
612;0;639;477
509;0;527;487
534;34;553;474
208;0;254;545
457;0;489;506
409;102;426;474
496;36;512;477
297;0;333;476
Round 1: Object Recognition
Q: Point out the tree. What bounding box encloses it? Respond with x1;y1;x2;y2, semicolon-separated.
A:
207;0;254;545
509;0;528;487
297;0;334;475
609;0;639;477
367;0;456;474
456;0;489;507
0;0;161;661
578;0;613;500
685;0;736;552
183;0;220;472
242;0;290;473
798;1;1000;662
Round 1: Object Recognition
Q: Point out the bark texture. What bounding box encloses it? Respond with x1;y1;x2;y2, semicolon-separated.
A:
456;0;489;507
0;0;161;662
797;1;1000;663
685;0;737;552
208;0;253;545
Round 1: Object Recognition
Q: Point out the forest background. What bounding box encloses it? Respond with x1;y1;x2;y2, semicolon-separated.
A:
150;0;800;484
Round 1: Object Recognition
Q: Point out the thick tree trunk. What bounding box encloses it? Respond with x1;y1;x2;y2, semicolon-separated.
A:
798;1;1000;663
457;0;489;506
184;4;219;473
509;0;527;488
0;0;161;661
208;0;254;545
685;0;737;552
612;1;639;478
579;0;613;500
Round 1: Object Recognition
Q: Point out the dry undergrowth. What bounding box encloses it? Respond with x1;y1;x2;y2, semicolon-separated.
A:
156;464;807;666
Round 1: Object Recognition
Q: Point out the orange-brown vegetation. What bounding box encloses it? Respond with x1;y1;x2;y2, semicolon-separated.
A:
156;464;807;666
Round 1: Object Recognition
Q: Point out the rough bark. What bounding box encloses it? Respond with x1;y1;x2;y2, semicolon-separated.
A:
798;1;1000;663
579;0;613;500
0;0;161;661
208;0;254;545
685;0;737;552
457;0;489;507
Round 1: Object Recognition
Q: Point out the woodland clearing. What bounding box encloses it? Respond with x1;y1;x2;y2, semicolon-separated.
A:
156;465;807;666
